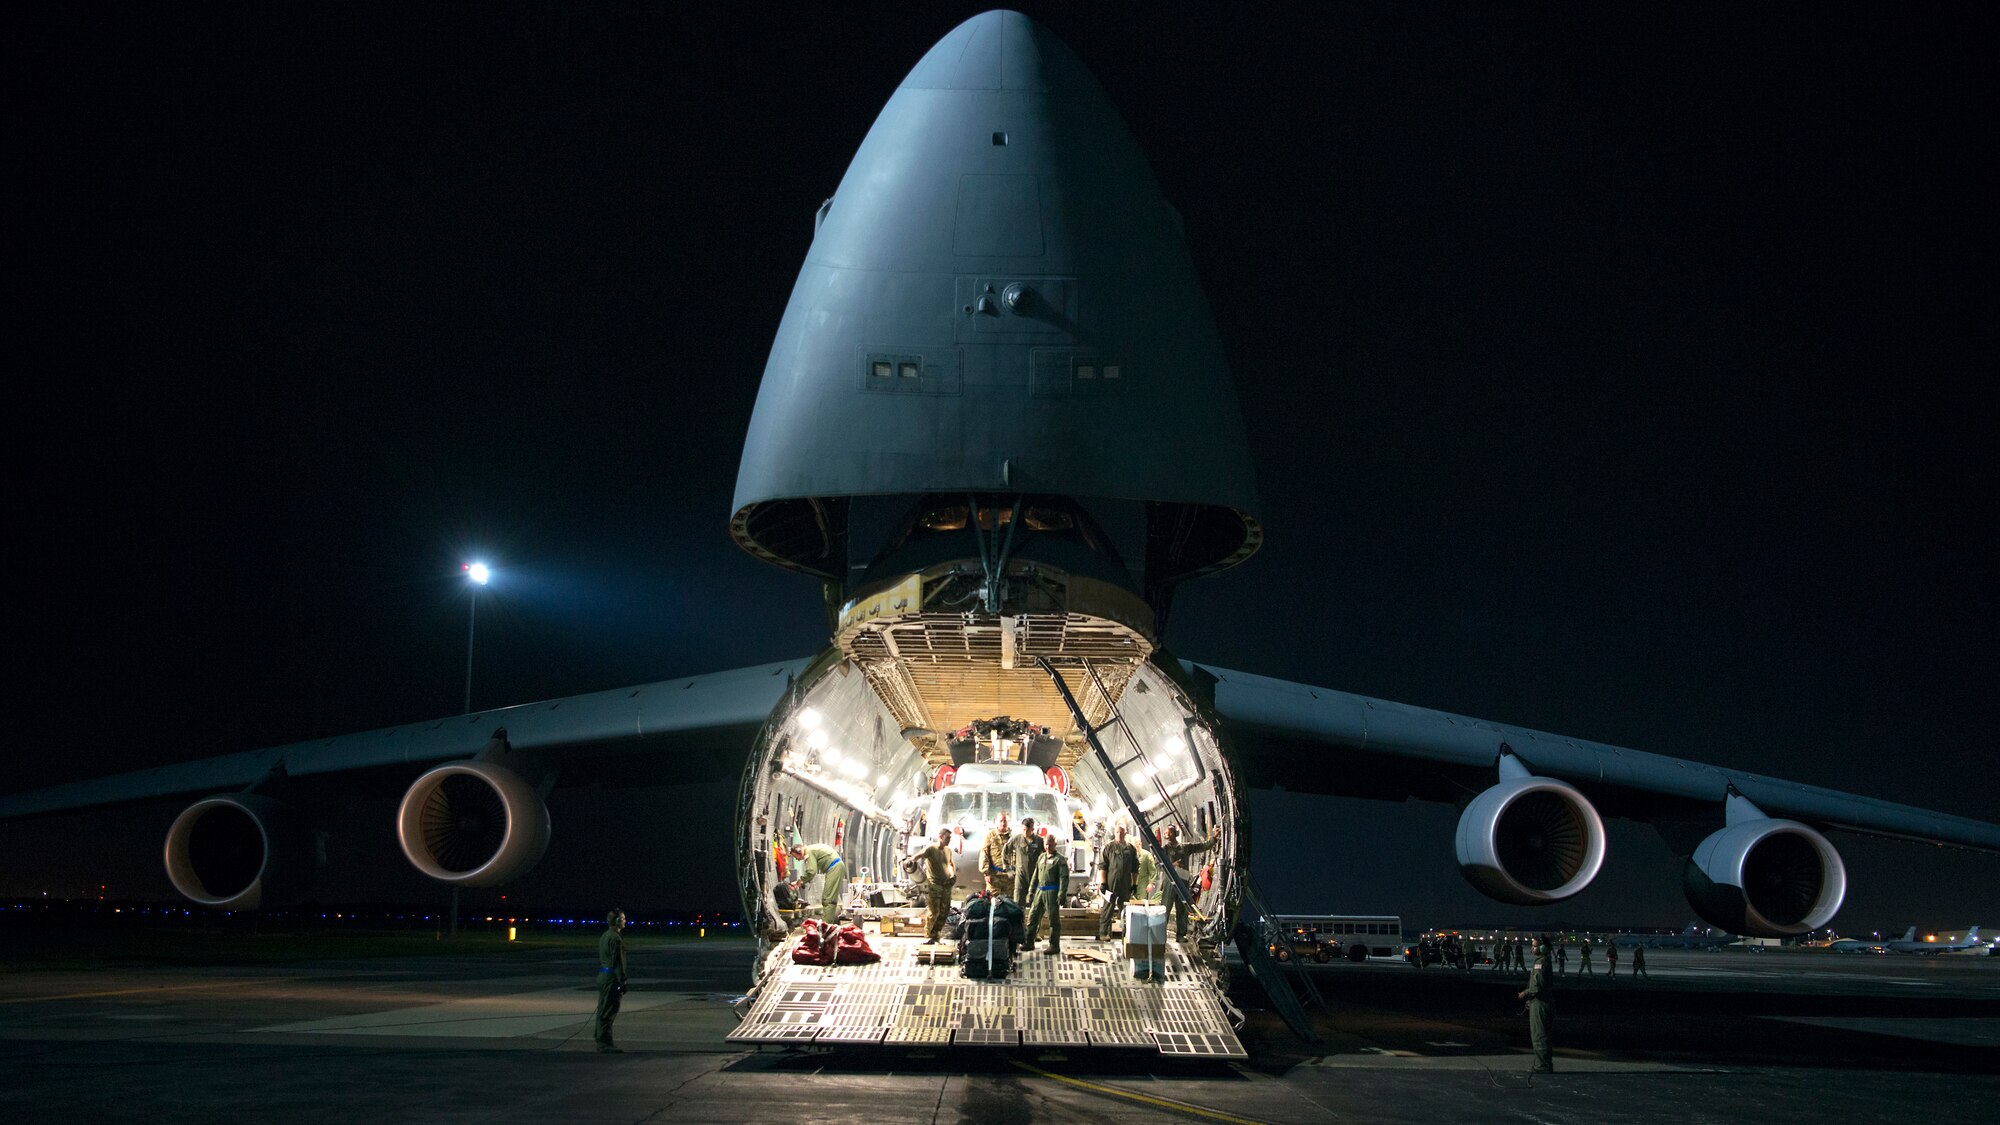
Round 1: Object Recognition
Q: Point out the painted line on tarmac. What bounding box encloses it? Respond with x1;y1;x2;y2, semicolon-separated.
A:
1007;1059;1266;1124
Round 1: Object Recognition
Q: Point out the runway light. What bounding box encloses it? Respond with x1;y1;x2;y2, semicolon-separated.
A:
508;926;517;942
464;562;491;585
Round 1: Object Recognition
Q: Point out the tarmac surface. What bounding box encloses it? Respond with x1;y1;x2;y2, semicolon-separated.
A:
2;933;1994;1123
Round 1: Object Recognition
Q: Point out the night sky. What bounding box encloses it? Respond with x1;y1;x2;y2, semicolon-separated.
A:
8;4;1993;932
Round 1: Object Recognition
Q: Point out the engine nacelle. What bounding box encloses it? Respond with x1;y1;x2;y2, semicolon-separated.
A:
396;759;551;886
1455;777;1608;904
163;794;322;910
1684;818;1845;937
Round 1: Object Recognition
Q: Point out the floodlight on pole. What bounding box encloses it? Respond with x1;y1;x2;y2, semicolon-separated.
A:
462;561;490;714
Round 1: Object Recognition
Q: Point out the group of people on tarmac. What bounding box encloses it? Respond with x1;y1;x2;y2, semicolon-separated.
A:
1413;932;1650;982
1567;937;1648;979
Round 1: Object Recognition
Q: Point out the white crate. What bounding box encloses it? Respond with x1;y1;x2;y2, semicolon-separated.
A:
1124;904;1167;944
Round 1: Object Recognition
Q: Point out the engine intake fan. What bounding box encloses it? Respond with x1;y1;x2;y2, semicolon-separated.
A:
396;760;551;886
1685;818;1845;937
1455;776;1607;904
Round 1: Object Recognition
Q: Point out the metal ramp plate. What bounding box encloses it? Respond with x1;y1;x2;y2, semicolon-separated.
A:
883;983;958;1044
728;933;1244;1057
1019;985;1089;1047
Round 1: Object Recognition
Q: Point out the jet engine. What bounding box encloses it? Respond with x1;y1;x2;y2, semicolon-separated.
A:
163;793;322;910
396;759;551;886
1455;776;1607;904
1684;818;1845;937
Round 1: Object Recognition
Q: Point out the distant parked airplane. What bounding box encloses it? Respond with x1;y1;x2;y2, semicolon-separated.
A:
1615;922;1738;950
1886;925;1983;954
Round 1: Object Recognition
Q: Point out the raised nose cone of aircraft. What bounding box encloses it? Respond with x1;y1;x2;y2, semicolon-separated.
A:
731;10;1259;594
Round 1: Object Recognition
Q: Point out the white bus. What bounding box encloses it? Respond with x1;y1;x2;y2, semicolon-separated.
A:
1273;914;1404;961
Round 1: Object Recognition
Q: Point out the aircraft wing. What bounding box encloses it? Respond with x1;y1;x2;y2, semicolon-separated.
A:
1189;662;2000;853
0;659;812;821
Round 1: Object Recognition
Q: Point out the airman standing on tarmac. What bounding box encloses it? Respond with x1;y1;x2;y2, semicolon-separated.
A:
1555;939;1568;975
1578;938;1595;975
1158;824;1219;942
1023;834;1069;954
594;909;628;1054
1096;824;1138;941
1517;936;1554;1072
789;842;847;923
980;813;1017;899
907;829;956;943
1632;943;1649;980
1606;941;1619;978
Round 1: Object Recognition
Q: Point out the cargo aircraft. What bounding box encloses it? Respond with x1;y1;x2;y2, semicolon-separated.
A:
4;12;1997;1056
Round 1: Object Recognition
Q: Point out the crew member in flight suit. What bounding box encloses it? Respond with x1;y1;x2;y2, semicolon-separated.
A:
1578;939;1595;975
1517;936;1554;1072
1096;824;1138;941
1158;824;1219;942
594;909;629;1054
907;828;956;943
979;813;1017;899
1023;834;1069;954
1008;817;1042;903
790;842;847;923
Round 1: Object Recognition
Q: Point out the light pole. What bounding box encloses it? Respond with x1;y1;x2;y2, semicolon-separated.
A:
462;561;490;715
451;560;490;939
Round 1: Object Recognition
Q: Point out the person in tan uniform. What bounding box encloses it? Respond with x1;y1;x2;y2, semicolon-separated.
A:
906;828;957;942
979;813;1017;898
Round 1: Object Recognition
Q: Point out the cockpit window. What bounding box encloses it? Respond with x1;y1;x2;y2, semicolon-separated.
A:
1017;792;1059;825
939;790;984;825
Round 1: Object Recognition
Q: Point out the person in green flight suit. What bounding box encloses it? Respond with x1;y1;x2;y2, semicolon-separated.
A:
1008;817;1042;903
1157;823;1218;942
1022;834;1069;955
905;828;957;943
1517;935;1554;1072
594;909;628;1054
1096;824;1138;941
789;842;847;923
